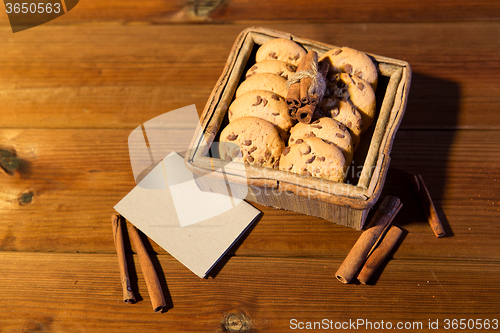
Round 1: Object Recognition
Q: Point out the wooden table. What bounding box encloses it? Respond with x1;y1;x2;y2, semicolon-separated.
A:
1;1;499;332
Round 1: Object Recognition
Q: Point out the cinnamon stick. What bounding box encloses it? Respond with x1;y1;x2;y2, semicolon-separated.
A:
285;83;301;109
357;225;403;284
111;214;136;304
285;51;315;109
299;51;318;104
300;78;312;104
366;201;403;259
127;224;166;313
296;104;316;124
411;174;445;238
285;55;305;108
335;196;402;284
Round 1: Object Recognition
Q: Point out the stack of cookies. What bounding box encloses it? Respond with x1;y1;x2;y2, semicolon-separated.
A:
218;38;378;183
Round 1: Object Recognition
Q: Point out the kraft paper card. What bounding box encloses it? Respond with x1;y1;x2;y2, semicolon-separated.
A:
114;152;261;278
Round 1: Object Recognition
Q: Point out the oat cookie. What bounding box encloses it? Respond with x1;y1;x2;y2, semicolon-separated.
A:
319;46;378;90
289;117;353;166
255;38;307;66
228;90;295;140
318;98;363;150
326;73;376;132
245;60;297;80
219;116;285;168
236;73;288;99
279;137;346;182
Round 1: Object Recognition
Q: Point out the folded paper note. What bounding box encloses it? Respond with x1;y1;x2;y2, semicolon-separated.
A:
114;152;261;278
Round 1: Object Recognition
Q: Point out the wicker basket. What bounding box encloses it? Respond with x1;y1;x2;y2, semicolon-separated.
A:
185;27;411;230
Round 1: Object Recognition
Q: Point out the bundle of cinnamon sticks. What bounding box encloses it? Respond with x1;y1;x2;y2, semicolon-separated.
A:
286;50;329;124
112;214;167;313
336;177;446;284
336;196;403;284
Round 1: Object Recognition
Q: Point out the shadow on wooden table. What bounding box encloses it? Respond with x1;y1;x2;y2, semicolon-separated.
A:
376;71;461;235
354;72;460;285
206;212;264;279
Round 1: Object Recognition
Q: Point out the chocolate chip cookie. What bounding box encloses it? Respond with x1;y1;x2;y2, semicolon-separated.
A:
289;117;353;166
228;90;295;140
219;116;285;168
279;137;346;182
326;73;376;132
318;98;363;151
255;38;307;66
319;46;378;90
236;73;288;99
245;60;297;80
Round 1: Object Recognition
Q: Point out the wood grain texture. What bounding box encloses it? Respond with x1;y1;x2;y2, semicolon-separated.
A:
0;2;499;330
1;129;499;262
1;0;499;24
0;22;499;129
0;252;498;332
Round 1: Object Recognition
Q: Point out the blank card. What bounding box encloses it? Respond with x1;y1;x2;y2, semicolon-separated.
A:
114;152;261;278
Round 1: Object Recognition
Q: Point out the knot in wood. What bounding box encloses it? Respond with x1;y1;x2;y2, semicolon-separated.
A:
192;0;225;17
223;313;251;332
18;192;34;205
0;149;19;172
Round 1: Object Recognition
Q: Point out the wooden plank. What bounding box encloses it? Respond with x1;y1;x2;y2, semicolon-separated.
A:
208;0;500;23
1;0;499;25
0;22;499;129
0;252;498;332
1;128;499;262
0;0;187;25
